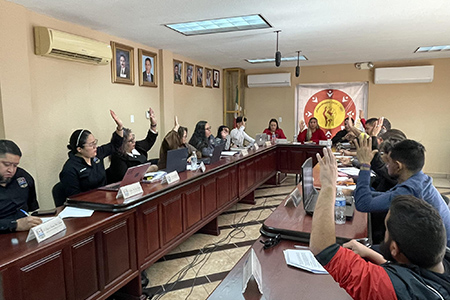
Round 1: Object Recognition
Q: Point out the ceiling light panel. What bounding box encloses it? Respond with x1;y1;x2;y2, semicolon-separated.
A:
415;45;450;53
165;14;271;36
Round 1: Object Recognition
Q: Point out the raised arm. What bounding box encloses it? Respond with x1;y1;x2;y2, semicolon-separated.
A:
310;147;338;255
149;107;157;133
110;110;124;137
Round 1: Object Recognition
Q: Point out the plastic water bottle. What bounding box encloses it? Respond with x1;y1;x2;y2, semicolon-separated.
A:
272;133;276;145
335;187;346;225
191;152;197;170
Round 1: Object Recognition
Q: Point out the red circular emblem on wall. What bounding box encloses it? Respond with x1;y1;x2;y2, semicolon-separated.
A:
303;89;356;138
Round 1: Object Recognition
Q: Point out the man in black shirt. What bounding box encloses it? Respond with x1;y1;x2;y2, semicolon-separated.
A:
0;140;41;232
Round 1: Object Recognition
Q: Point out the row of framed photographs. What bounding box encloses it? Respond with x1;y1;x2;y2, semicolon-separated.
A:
111;42;157;87
110;41;220;89
173;60;220;88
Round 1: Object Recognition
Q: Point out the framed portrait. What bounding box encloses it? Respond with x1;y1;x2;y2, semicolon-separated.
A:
213;69;220;88
138;49;157;87
195;65;203;87
185;63;194;86
173;60;183;84
111;42;134;85
205;68;212;88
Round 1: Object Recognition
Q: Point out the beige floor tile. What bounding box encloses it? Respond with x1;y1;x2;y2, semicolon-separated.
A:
190;251;236;277
202;281;221;295
255;185;295;198
223;246;251;262
159;285;210;300
145;257;197;286
166;246;183;255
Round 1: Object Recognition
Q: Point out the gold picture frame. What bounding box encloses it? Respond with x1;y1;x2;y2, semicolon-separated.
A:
195;65;203;87
138;49;157;87
111;42;134;85
205;68;212;88
185;62;194;86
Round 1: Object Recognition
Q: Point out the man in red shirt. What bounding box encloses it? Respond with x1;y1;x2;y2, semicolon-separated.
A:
310;146;450;300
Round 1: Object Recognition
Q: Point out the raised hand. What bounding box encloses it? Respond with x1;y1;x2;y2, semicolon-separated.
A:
316;147;337;188
355;136;378;165
110;110;123;130
370;117;384;137
149;107;157;127
299;120;305;131
173;116;180;131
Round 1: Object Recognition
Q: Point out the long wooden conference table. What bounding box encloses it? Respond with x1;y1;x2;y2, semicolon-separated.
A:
0;144;325;300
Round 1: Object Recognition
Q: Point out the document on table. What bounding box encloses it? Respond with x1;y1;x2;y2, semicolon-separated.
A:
58;207;94;219
337;167;360;176
283;249;328;274
221;151;239;156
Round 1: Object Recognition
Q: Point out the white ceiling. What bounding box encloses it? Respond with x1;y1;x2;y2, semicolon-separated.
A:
10;0;450;69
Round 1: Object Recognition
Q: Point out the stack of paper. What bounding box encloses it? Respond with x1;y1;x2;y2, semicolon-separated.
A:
58;207;95;219
283;249;328;274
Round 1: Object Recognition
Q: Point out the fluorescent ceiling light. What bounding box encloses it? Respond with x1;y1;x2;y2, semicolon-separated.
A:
165;14;271;36
246;55;308;64
415;45;450;53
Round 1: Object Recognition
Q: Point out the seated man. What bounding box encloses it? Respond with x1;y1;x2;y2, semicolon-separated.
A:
354;136;450;246
0;140;42;233
331;117;354;145
310;147;450;299
230;116;255;147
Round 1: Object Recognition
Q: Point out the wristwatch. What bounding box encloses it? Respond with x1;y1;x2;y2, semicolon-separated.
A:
9;220;17;232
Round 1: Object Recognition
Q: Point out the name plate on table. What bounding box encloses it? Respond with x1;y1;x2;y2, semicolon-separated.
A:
164;171;180;184
26;217;66;243
253;143;259;150
199;161;206;173
265;141;272;147
241;149;249;157
242;248;263;294
117;182;143;199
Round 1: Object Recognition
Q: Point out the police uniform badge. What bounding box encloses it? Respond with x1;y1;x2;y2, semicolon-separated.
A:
17;177;28;188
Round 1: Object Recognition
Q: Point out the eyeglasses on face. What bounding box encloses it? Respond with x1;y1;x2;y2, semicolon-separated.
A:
127;138;136;144
260;234;281;250
84;139;98;148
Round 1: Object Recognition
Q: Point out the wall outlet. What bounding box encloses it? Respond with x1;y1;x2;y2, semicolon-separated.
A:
279;117;282;123
130;115;134;123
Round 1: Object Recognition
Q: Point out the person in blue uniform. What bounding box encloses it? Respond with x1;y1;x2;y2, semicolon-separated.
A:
0;140;42;233
59;110;124;198
107;107;158;183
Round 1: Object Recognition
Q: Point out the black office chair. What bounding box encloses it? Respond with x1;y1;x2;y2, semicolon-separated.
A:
442;193;449;205
52;182;66;207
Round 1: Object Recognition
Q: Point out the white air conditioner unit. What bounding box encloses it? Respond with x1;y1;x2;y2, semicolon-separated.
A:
247;73;291;88
374;66;434;84
34;26;112;65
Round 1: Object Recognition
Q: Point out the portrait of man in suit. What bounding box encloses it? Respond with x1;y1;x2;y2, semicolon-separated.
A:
205;68;212;87
143;57;154;82
213;69;220;88
186;64;193;85
174;62;182;83
196;66;203;87
117;53;130;79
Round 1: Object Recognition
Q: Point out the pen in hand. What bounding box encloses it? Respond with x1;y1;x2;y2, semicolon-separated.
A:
20;209;30;217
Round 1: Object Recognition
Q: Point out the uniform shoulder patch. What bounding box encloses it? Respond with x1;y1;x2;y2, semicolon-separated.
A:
17;177;28;188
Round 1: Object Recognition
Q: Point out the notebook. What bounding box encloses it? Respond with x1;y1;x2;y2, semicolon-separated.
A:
99;162;151;191
301;157;354;218
166;147;189;173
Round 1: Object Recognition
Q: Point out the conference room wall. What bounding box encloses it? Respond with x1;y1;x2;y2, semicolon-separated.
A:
245;58;450;176
0;0;222;209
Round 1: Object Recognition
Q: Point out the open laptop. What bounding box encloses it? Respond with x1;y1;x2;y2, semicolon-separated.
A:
99;162;151;191
301;157;354;218
166;147;189;173
199;142;225;165
255;133;267;146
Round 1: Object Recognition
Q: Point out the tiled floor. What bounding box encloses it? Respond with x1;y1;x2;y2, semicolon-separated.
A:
143;175;296;300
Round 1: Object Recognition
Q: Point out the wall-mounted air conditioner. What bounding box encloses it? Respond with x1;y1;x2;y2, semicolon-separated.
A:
374;66;434;84
34;26;112;65
247;73;291;88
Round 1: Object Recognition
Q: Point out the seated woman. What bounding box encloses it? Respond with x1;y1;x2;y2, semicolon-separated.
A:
189;121;216;157
106;107;158;183
158;116;200;170
296;117;327;143
263;118;286;139
215;125;231;150
59;110;123;198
